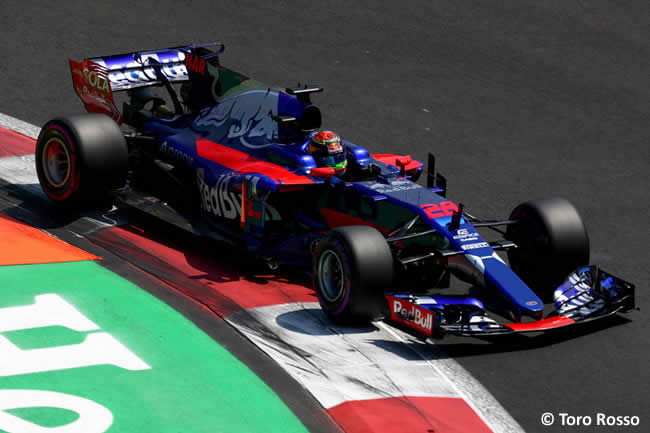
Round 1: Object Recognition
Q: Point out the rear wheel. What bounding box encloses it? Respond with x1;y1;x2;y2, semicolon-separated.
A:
313;226;395;324
506;197;589;299
35;114;128;205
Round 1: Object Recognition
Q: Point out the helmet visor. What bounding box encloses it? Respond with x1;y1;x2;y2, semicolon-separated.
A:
316;152;347;169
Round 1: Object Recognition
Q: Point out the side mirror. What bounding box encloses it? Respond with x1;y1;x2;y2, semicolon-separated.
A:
396;155;412;175
299;105;322;132
396;155;412;167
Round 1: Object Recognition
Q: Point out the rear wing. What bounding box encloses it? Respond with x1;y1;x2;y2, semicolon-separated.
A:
69;42;224;123
88;41;223;91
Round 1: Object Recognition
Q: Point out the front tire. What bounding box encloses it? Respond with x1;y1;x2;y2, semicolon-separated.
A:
313;226;395;324
506;197;589;299
35;114;128;204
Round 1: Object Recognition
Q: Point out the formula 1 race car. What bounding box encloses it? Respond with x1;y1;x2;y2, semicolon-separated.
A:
35;42;635;338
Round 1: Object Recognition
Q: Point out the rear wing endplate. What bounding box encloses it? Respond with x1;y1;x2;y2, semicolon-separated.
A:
69;58;123;123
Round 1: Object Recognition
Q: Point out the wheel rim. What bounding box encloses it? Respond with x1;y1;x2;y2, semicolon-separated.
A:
318;250;345;302
42;138;71;188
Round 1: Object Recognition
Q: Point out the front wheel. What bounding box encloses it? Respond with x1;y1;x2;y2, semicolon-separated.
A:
313;226;395;324
506;197;589;299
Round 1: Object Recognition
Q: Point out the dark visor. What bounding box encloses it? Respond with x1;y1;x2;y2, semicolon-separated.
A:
316;153;346;167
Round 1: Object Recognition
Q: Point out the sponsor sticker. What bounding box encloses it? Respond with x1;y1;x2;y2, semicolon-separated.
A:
420;201;459;219
184;53;207;75
453;228;479;242
69;59;122;123
461;242;490;250
94;51;188;90
387;296;436;336
197;172;280;221
160;141;193;165
368;180;422;193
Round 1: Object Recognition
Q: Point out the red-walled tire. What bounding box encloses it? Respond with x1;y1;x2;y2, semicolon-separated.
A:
35;114;128;204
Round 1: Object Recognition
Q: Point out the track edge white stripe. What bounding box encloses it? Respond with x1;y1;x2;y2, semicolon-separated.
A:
0;112;40;139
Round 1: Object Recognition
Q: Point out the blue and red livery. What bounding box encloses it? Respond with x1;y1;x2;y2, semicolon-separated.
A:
35;42;636;338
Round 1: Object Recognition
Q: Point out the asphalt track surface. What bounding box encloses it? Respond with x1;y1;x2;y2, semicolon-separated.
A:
1;1;648;432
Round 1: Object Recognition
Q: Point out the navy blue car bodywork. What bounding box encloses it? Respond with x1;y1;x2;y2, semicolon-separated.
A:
67;42;635;338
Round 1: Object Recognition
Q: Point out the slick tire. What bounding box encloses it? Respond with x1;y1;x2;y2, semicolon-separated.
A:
35;114;128;205
506;197;590;300
313;225;395;324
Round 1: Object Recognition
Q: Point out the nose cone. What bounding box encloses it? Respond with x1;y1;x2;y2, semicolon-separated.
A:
483;258;544;320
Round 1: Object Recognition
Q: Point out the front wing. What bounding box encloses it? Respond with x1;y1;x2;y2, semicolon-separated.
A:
385;265;635;338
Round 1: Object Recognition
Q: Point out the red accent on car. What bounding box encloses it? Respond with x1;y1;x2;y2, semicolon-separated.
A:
242;184;262;223
396;155;412;166
69;59;122;124
420;201;459;219
185;53;207;75
385;295;436;337
195;138;314;185
310;167;336;178
320;208;389;233
420;203;445;219
440;201;459;216
240;182;247;228
371;153;423;173
504;316;575;332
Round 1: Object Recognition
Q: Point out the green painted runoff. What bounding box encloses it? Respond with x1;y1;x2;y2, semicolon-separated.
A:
0;261;308;433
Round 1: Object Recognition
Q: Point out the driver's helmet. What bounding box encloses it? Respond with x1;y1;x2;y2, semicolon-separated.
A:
308;131;347;173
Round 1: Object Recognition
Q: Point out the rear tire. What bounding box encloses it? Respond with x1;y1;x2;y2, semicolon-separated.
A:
506;197;589;299
313;226;395;324
35;114;128;204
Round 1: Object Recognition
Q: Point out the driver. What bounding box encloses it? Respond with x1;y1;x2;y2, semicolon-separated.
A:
307;131;347;174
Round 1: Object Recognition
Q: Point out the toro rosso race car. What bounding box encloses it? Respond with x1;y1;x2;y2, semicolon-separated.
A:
35;42;635;338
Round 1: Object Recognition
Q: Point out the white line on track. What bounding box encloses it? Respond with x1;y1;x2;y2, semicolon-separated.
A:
0;112;40;139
